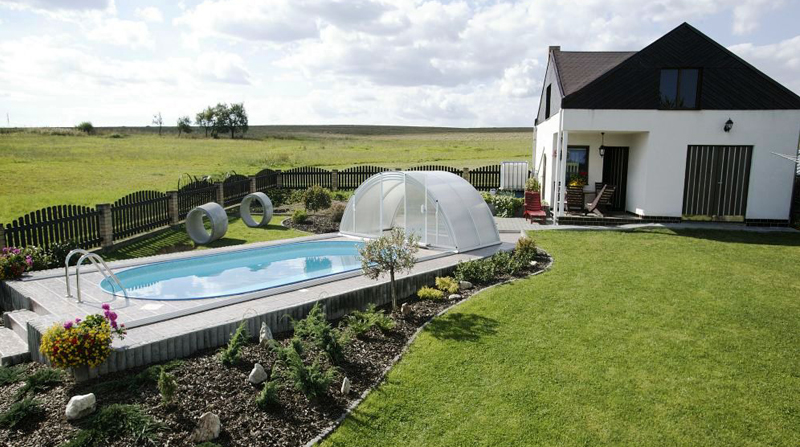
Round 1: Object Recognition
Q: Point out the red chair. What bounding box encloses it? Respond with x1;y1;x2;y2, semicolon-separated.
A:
523;191;546;223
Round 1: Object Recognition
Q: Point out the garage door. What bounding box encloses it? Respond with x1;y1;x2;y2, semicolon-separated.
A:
682;145;753;220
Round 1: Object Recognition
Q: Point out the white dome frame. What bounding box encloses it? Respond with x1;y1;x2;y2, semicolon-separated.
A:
339;171;500;252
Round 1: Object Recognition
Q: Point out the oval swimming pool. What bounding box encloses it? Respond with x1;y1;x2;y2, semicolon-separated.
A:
100;240;363;300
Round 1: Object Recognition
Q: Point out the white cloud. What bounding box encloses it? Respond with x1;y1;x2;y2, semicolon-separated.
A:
731;0;784;35
135;6;163;23
195;52;252;84
499;59;541;98
728;35;800;92
85;18;154;49
0;0;110;11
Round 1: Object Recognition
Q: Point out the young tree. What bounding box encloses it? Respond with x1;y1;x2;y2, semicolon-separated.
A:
75;121;94;134
210;103;229;138
176;116;192;137
195;107;214;137
228;102;248;139
359;228;420;309
152;112;163;136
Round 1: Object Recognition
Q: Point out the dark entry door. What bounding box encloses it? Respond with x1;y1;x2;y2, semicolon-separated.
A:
602;146;629;211
682;145;752;220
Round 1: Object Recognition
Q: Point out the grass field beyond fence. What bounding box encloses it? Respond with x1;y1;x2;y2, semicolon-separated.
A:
0;126;531;223
322;229;800;447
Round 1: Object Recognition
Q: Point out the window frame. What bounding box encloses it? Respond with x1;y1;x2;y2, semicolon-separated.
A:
545;84;552;119
566;145;590;187
658;68;702;110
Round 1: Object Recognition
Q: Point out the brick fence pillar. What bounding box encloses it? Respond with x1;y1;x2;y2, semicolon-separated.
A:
331;170;338;191
97;204;114;250
276;170;283;189
167;191;180;225
249;176;257;194
462;167;470;182
0;225;5;250
215;182;225;206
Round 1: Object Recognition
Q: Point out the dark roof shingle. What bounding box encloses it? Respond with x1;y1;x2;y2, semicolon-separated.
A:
552;51;635;96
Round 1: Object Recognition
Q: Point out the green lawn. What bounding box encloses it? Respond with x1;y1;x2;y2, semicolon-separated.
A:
103;215;307;261
322;229;800;447
0;126;530;222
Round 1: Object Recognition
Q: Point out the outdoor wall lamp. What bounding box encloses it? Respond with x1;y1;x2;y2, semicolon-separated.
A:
724;118;734;132
598;132;606;157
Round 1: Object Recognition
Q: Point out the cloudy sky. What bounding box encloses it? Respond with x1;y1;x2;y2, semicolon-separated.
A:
0;0;798;128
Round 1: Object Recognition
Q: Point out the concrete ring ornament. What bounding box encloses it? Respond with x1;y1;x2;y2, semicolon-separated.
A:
186;202;228;244
240;192;274;228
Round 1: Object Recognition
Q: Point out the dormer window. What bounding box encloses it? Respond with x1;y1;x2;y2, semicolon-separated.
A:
659;68;700;109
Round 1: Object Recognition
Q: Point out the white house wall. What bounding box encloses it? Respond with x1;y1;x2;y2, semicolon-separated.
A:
562;109;800;219
533;112;561;207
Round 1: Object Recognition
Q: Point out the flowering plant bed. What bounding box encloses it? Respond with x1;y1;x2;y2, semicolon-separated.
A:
1;247;549;447
39;304;126;369
0;247;32;280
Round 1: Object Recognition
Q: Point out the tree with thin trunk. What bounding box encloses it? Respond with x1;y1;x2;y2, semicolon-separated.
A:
152;112;163;136
359;228;420;309
195;107;214;137
228;102;248;139
177;116;192;137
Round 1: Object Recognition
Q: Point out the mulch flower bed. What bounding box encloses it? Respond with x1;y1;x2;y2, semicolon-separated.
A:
0;252;549;447
282;214;339;234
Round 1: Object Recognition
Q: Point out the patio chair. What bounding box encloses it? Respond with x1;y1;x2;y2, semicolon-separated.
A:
523;191;546;224
566;186;584;212
585;184;617;217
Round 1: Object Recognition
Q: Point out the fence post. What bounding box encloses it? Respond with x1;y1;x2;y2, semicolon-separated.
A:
97;204;114;250
276;170;283;189
249;176;257;194
215;182;225;206
0;225;5;250
462;167;470;183
331;170;338;191
167;191;180;225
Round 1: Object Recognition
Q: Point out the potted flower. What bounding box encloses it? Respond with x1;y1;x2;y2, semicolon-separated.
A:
0;247;33;280
39;304;126;381
524;177;542;211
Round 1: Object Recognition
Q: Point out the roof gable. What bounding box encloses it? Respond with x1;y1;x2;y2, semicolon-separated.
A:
553;51;635;96
560;23;800;110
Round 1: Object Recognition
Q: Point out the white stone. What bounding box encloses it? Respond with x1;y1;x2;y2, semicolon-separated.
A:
530;261;538;267
448;294;462;300
400;302;412;316
458;281;473;290
65;393;96;421
341;377;351;395
248;363;269;385
187;412;221;443
259;322;273;346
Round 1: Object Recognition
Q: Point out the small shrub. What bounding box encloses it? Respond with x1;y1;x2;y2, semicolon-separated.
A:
291;303;349;364
417;286;444;300
76;121;94;134
14;367;63;400
0;365;25;386
332;190;353;201
292;209;308;224
525;177;540;192
328;202;346;223
359;228;420;309
89;360;183;394
274;343;337;400
255;380;280;410
62;404;163;447
219;320;249;366
343;303;395;338
454;258;496;285
513;236;537;266
0;397;44;429
0;247;33;280
303;185;332;213
490;250;520;276
435;276;459;294
157;368;178;405
482;192;523;218
107;133;125;139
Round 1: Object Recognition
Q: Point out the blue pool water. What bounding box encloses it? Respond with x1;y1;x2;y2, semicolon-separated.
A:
100;241;363;300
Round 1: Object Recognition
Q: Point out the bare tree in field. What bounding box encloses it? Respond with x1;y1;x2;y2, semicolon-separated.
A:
152;112;163;136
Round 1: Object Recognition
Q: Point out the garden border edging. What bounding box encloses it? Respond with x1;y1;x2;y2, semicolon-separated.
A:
304;248;554;447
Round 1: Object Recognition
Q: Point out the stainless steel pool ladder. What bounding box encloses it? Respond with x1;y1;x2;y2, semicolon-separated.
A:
64;249;127;303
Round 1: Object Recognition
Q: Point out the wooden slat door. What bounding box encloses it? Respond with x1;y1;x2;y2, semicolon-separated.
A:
682;145;752;220
601;146;629;211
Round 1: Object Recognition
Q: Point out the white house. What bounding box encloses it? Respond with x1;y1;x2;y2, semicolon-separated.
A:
533;23;800;226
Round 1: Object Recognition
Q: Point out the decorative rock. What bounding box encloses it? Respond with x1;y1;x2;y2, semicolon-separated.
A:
259;322;273;346
400;302;412;316
458;280;473;290
341;377;351;395
530;260;538;267
187;412;221;443
249;363;268;385
65;393;96;420
448;294;462;300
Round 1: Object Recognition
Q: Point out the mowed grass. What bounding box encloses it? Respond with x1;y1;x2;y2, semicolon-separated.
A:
102;214;307;261
322;229;800;447
0;126;531;222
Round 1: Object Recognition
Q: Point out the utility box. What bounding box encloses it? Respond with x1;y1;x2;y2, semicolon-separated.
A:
500;161;529;191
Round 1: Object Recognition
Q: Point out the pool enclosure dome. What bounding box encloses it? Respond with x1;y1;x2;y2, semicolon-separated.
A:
339;171;501;252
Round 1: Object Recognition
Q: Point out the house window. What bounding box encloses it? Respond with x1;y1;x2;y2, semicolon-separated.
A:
545;85;551;119
566;146;588;186
659;68;700;109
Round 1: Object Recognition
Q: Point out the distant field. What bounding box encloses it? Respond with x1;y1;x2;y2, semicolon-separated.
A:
0;125;532;223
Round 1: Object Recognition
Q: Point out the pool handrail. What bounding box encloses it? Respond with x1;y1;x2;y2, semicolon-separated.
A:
65;249;127;303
